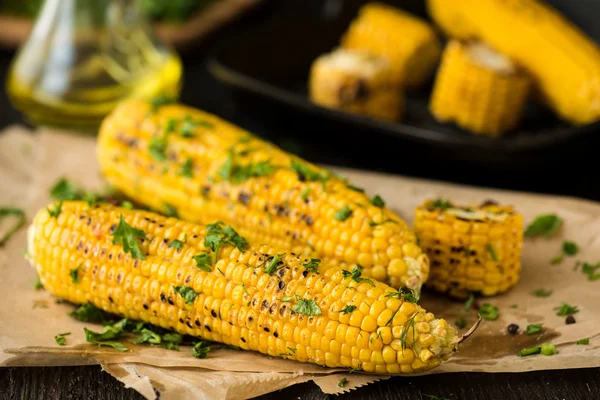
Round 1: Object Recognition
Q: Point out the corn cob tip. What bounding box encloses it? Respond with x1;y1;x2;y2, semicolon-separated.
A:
30;201;458;374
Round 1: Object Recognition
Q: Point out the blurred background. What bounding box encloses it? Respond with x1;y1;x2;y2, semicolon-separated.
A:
1;0;599;199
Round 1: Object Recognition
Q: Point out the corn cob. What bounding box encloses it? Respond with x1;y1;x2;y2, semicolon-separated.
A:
429;40;531;136
414;199;523;299
340;2;441;88
28;201;458;374
97;99;429;289
426;0;600;125
309;48;404;121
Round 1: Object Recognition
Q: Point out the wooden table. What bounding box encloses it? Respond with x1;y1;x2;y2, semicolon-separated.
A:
2;3;600;398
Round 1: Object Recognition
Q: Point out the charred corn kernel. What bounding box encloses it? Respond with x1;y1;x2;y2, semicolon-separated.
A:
426;0;600;125
309;48;404;121
430;40;531;136
341;2;441;88
97;99;428;290
414;199;523;299
29;202;456;374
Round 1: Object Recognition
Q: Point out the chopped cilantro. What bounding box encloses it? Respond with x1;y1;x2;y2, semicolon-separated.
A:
341;265;375;287
193;252;212;272
34;275;43;290
335;205;352;221
347;185;365;193
577;338;590;345
47;201;63;218
464;293;475;311
581;262;600;281
264;253;285;275
554;302;579;316
149;94;176;111
290;160;329;182
526;324;543;335
178;158;194;178
399;313;417;348
479;303;499;321
339;305;357;315
180;115;214;137
524;214;562;238
301;187;311;201
192;340;212;358
218;154;275;183
173;285;200;305
532;288;553;297
69;303;110;323
168;239;183;251
371;195;385;208
84;319;128;352
385;287;420;303
488;244;499;262
50;178;79;200
338;378;348;387
148;119;175;161
563;241;579;255
348;365;363;374
291;297;321;316
131;328;162;345
430;198;452;210
204;222;248;264
54;332;70;346
112;214;147;260
551;254;564;265
69;264;81;284
302;258;320;273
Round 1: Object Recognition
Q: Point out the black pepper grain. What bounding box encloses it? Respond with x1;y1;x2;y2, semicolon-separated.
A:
566;315;576;325
507;324;519;335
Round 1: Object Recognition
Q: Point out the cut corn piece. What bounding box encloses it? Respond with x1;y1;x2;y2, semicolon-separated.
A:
341;2;441;88
426;0;600;125
28;201;458;373
309;48;404;121
413;199;523;299
97;99;429;289
429;40;531;136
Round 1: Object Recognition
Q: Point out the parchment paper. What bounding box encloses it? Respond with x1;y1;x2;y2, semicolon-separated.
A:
1;127;600;399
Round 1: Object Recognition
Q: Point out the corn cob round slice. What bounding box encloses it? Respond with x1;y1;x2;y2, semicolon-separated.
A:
426;0;600;125
309;48;404;121
414;199;523;299
97;99;429;289
429;40;531;137
340;2;442;89
28;201;458;374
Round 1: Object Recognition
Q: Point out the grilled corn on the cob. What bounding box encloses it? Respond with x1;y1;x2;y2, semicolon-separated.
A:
341;2;441;88
97;99;429;289
309;48;404;121
426;0;600;125
414;199;523;299
429;40;531;136
28;201;458;373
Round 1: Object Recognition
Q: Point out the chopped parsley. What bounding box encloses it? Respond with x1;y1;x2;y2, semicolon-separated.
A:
0;207;26;246
338;378;348;388
532;288;553;297
163;203;178;217
54;332;70;346
50;178;79;200
581;262;600;281
368;218;398;227
302;258;320;273
487;244;499;262
479;303;499;321
563;241;579;255
371;195;385;208
178;158;194;178
173;285;200;305
554;302;579;316
180;116;214;137
68;303;109;323
290;160;329;182
455;317;467;329
301;187;311;201
430;198;452;210
576;338;590;345
464;293;475;311
526;324;543;335
341;265;375;287
347;185;365;193
291;297;322;316
339;305;357;315
84;319;128;352
335;205;352;221
193;252;212;272
131;328;162;345
550;255;564;265
47;201;63;218
169;239;184;251
264;253;286;275
540;343;558;356
385;287;420;303
218;154;275;183
34;275;43;290
519;346;541;357
524;214;562;238
69;264;81;284
148;119;175;161
192;340;212;358
112;214;147;260
204;222;248;264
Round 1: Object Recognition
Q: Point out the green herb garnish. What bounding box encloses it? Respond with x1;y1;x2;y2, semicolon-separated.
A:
302;258;320;273
193;252;212;272
84;319;128;352
519;346;541;357
178;157;194;178
371;195;385;208
173;285;200;305
531;288;553;298
68;303;109;323
149;94;176;111
348;365;363;374
0;207;26;246
551;255;564;265
112;214;147;260
218;154;275;183
338;378;348;387
339;305;357;315
131;328;162;345
148;119;175;161
264;253;286;275
554;302;579;316
50;178;79;200
431;198;452;210
563;241;579;255
301;187;311;201
540;343;558;356
576;338;590;345
488;244;499;262
47;201;63;218
204;222;248;264
524;214;562;237
180;116;214;137
479;303;499;321
581;262;600;281
168;239;183;251
191;340;212;358
455;317;467;329
69;264;81;284
385;287;420;303
54;332;71;346
341;265;375;286
526;324;543;335
291;297;322;316
335;205;352;221
347;185;365;193
290;160;329;182
464;293;475;311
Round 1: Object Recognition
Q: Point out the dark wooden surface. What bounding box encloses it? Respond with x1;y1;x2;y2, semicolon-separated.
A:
2;1;600;399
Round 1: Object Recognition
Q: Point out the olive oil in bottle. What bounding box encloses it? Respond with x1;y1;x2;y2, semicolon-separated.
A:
6;0;183;131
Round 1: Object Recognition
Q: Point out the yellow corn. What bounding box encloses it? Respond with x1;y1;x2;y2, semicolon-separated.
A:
413;199;523;299
429;40;531;136
309;48;404;121
426;0;600;125
340;2;441;88
97;99;429;289
28;201;458;374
